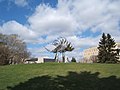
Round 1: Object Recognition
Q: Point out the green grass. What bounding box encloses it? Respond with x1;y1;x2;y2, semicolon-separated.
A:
0;63;120;90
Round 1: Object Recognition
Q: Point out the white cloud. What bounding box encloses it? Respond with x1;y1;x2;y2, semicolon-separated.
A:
1;0;120;59
28;4;78;36
0;20;38;43
28;0;120;40
28;46;54;58
67;35;100;48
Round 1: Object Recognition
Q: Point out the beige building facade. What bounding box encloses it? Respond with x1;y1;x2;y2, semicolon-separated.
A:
83;42;120;63
83;47;98;63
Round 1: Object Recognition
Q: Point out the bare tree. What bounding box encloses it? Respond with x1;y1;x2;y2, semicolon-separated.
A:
90;55;98;63
0;43;11;65
0;33;30;65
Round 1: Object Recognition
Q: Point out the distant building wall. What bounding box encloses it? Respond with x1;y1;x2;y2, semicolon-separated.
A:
116;42;120;61
83;42;120;63
36;57;55;63
44;58;55;62
83;47;98;63
25;58;38;64
36;57;44;63
25;57;56;64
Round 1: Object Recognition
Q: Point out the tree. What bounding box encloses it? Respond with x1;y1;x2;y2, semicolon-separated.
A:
71;57;76;62
90;55;98;63
97;33;118;63
0;34;11;65
0;33;30;65
0;43;10;65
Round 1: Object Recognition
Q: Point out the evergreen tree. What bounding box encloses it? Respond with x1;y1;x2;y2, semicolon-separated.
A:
97;33;118;63
71;57;76;62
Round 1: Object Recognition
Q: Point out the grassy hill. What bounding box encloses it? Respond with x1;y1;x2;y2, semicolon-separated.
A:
0;63;120;90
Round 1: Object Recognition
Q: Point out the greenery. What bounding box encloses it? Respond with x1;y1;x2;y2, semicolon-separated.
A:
97;33;118;63
71;57;76;62
0;63;120;90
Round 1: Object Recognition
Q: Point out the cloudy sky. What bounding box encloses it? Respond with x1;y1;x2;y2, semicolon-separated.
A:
0;0;120;61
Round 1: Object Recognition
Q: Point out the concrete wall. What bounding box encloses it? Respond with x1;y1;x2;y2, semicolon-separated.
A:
36;57;44;63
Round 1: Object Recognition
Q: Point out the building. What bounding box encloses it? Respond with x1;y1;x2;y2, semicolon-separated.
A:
115;42;120;61
25;58;38;64
25;57;56;64
83;42;120;63
83;47;98;63
83;47;98;60
44;58;55;62
36;57;47;63
25;56;70;64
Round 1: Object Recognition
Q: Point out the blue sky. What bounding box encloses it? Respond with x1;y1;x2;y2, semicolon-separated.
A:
0;0;120;61
0;0;58;24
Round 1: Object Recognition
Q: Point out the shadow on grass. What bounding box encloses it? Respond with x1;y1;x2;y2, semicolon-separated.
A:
7;71;120;90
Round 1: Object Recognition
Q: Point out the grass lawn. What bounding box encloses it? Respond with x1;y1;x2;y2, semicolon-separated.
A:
0;63;120;90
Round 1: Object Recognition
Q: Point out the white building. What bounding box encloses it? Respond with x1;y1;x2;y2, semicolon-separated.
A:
36;57;48;63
